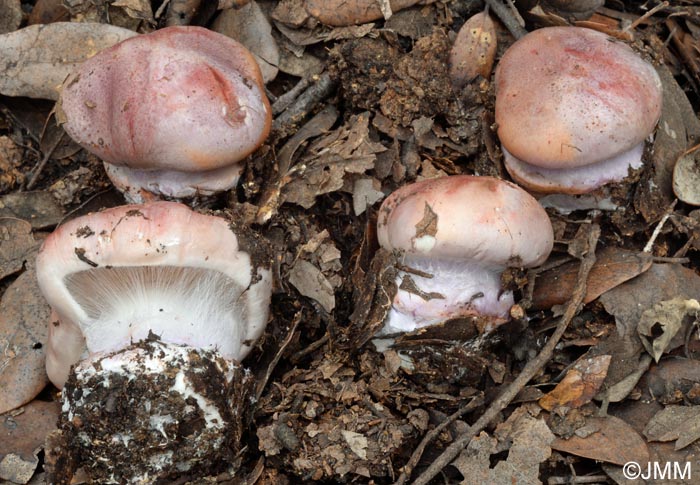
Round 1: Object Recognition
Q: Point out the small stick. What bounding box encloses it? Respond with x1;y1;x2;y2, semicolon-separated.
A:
483;0;527;39
290;333;330;363
643;199;677;253
393;395;484;485
272;77;312;116
272;73;336;138
255;310;302;401
624;1;669;33
410;224;600;485
154;0;171;19
24;131;66;191
548;475;610;484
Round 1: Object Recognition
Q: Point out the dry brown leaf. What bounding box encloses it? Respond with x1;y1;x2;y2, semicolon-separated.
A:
643;358;700;404
635;63;700;222
532;247;653;310
0;269;52;415
0;22;137;100
600;264;700;341
27;0;69;25
673;145;700;205
0;219;39;281
638;298;700;362
0;192;64;230
303;0;421;27
551;415;649;465
454;413;553;484
352;178;384;215
281;112;385;208
539;355;611;412
0;0;22;35
111;0;153;20
0;401;60;484
449;11;497;90
212;0;280;83
644;405;700;450
288;259;336;313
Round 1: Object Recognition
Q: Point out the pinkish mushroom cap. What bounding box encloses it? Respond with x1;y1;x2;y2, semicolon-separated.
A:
35;201;272;388
376;175;553;333
495;27;662;194
58;26;271;201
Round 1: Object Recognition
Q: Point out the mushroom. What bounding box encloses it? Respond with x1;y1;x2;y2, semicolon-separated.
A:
58;26;271;202
35;201;271;482
376;175;553;334
495;27;662;194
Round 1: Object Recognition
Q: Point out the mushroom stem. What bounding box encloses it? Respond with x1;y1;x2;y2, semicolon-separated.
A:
384;257;513;334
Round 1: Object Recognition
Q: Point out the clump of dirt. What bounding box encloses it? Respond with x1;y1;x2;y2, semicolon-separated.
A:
46;339;252;483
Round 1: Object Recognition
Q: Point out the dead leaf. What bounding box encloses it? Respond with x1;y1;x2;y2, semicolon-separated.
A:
414;203;438;238
644;405;700;450
635;63;700;222
600;264;700;341
0;136;24;193
0;219;39;281
643;357;700;404
111;0;153;20
281;112;385;208
0;0;21;35
539;355;611;412
449;11;497;90
0;192;64;230
288;259;336;313
453;414;554;484
637;298;700;362
673;145;700;205
551;415;649;465
27;0;69;25
0;22;137;100
212;1;280;83
341;430;368;460
0;269;52;415
0;401;60;484
532;247;652;310
352;178;384;215
303;0;421;26
385;7;436;40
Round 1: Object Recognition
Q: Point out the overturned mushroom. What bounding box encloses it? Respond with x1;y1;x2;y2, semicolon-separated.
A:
376;175;553;334
58;26;271;202
495;27;662;194
36;201;272;482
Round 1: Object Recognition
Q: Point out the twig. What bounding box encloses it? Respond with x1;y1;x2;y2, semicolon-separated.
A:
271;77;312;116
548;475;609;484
154;0;171;18
483;0;527;39
255;311;302;401
272;72;337;138
652;256;689;264
393;395;485;485
290;333;329;363
624;1;669;33
24;131;66;191
410;224;601;485
643;199;677;253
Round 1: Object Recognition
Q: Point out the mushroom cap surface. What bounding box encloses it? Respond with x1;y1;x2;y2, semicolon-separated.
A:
36;201;272;388
495;26;662;170
59;26;271;172
377;175;553;268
